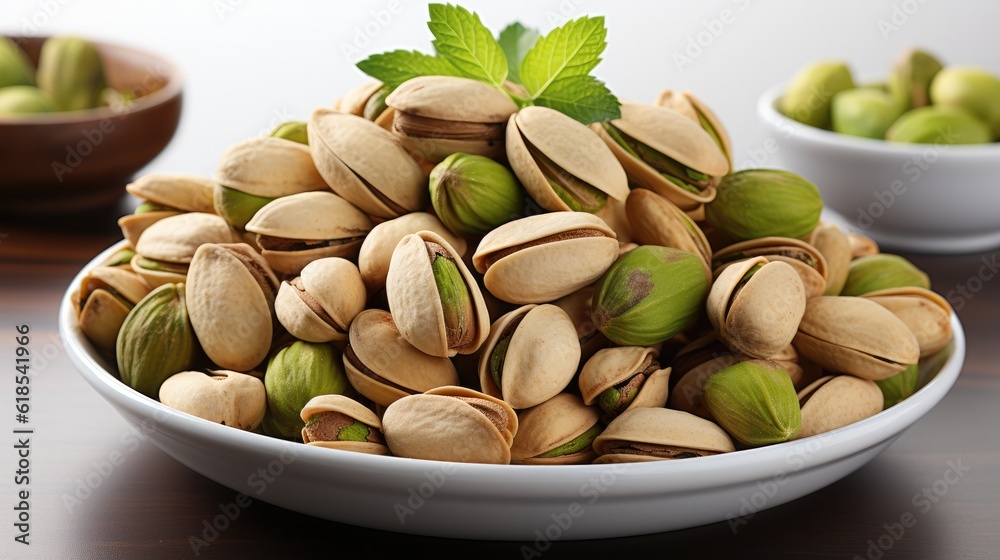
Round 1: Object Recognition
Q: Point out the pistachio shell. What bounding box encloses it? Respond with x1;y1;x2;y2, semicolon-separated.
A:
299;394;389;455
335;81;384;116
654;90;733;171
77;266;152;353
861;287;952;357
713;237;828;299
841;254;930;297
511;393;600;465
118;210;181;248
275;258;366;342
264;341;351;440
847;233;880;258
551;284;609;362
159;370;266;430
135;213;237;264
358;212;467;293
626;188;712;281
214;137;329;197
126;174;216;214
796;375;883;439
129;253;187;288
578;346;671;418
593;407;734;463
807;224;852;296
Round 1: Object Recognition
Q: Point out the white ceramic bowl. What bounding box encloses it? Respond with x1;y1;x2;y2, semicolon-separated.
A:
758;83;1000;254
60;241;966;540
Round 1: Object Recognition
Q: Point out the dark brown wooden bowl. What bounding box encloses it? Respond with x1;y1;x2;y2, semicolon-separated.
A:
0;36;182;214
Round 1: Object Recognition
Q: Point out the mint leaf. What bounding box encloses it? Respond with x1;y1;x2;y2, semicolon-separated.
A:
520;16;607;100
356;50;462;89
534;75;620;124
428;3;507;88
497;22;541;85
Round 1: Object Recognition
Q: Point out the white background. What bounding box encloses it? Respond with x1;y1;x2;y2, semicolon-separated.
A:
2;0;998;178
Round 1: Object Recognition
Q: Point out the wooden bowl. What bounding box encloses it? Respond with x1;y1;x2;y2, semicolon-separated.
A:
0;36;182;214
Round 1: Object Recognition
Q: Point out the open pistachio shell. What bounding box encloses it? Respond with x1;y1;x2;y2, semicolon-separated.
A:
358;212;467;294
308;108;427;219
654;89;733;172
343;309;459;407
382;386;517;464
335;81;383;116
386;231;489;357
861;287;952;357
707;257;806;359
186;243;279;372
472;212;619;304
214;137;328;198
713;237;828;299
478;304;581;409
593;407;734;464
796;375;883;439
132;213;237;287
506;106;628;213
126;174;216;214
847;233;880;259
299;394;389;455
159;370;266;431
77;266;152;353
275;258;366;343
551;284;610;364
511;393;601;465
245;191;373;276
806;224;852;296
578;346;671;419
626;188;712;281
118;210;182;248
794;296;919;381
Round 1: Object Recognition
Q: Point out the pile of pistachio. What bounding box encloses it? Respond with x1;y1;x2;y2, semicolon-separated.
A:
75;74;953;465
0;36;125;116
781;48;1000;144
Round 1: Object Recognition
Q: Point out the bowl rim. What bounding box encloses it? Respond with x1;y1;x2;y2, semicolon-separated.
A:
58;240;966;497
758;82;1000;157
0;34;183;126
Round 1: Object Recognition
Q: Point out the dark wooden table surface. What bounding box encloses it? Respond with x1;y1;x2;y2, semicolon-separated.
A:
2;204;998;560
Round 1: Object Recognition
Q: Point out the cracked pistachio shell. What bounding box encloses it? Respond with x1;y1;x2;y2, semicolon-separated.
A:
875;363;919;409
511;393;601;465
478;304;581;409
861;287;952;358
841;254;930;297
705;169;823;243
593;407;734;464
308;108;427;219
245;191;373;276
334;81;394;128
703;359;801;446
594;102;728;210
186;243;278;372
779;61;854;129
264;341;351;440
551;284;610;363
299;394;389;455
382;386;518;464
578;346;671;418
506;106;628;213
275;258;366;343
796;375;883;439
807;224;852;296
472;212;619;304
386;76;519;162
126;174;216;214
214;137;329;198
626;188;712;281
358;212;467;293
713;237;829;299
794;296;919;380
118;210;181;248
132;213;237;287
386;231;489;357
77;266;152;353
707;257;806;359
930;66;1000;137
654;89;733;172
889;49;943;109
159;370;266;431
344;309;459;407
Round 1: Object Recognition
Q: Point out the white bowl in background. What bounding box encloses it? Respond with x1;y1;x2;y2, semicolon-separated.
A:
758;83;1000;254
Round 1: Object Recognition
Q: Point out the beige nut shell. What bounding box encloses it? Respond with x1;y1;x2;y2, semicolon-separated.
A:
654;89;733;171
126;174;216;214
511;393;600;465
214;137;328;197
626;188;712;281
578;346;671;412
807;224;852;296
796;375;883;439
593;407;735;463
77;266;152;353
386;76;518;123
358;212;468;293
713;237;829;299
861;287;953;357
299;394;389;455
118;210;181;248
275;258;366;343
159;370;267;431
135;212;237;263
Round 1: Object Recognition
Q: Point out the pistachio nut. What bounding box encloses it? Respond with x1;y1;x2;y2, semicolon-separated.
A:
309;108;427;219
625;188;712;281
343;309;459;407
186;243;279;371
930;66;1000;137
595;102;728;210
703;359;801;446
472;212;619;304
430;152;526;236
578;346;671;420
831;88;904;139
126;174;216;215
357;212;467;293
888;49;943;109
713;236;829;299
507;106;629;213
0;86;53;115
669;335;746;419
478;304;581;409
796;375;883;439
271;120;308;145
36;36;107;111
705;169;823;243
779;60;854;129
300;394;389;455
875;363;919;409
100;247;138;268
381;386;518;464
806;224;852;296
591;245;709;346
116;283;197;399
385;76;519;162
159;370;266;430
264;341;352;440
510;393;602;465
841;254;930;297
654;89;733;171
886;106;992;145
132;213;237;287
386;230;489;357
861;287;952;357
707;257;806;359
275;257;365;343
0;37;35;88
334;81;394;129
213;186;275;232
794;296;919;380
76;265;152;354
214;136;328;199
245;191;373;276
551;284;610;364
593;407;734;463
847;232;880;259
